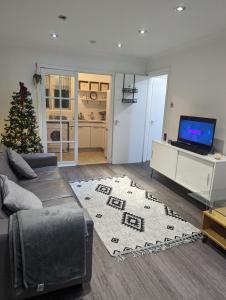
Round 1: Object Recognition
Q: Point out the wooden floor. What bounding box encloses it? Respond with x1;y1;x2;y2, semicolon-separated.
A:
35;163;226;300
78;149;107;165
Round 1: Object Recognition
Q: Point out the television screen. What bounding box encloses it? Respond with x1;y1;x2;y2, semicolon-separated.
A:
178;116;216;147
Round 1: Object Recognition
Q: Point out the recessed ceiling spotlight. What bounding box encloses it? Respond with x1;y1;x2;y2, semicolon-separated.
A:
89;40;97;44
51;33;59;39
116;43;122;48
58;15;67;21
176;6;186;12
138;29;147;35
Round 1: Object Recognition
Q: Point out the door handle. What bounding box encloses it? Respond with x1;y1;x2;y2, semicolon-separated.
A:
114;120;120;126
150;120;155;125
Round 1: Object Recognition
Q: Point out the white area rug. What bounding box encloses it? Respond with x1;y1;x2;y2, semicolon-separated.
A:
70;175;201;260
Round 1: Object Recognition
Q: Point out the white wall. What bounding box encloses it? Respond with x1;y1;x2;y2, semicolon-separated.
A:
0;45;146;136
147;35;226;153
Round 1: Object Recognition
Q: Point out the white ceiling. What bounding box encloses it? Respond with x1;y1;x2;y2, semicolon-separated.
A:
1;0;226;58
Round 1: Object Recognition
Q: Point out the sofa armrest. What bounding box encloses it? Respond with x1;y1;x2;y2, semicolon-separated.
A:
0;219;12;300
22;153;57;168
82;209;93;282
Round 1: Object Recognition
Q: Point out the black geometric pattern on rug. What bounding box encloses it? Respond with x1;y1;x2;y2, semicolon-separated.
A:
123;247;133;252
121;212;144;232
164;237;173;242
95;184;112;195
145;242;154;247
167;225;174;230
145;192;162;203
144;205;150;209
111;238;119;243
96;214;102;218
130;180;144;190
84;196;91;200
113;250;121;255
106;196;126;211
164;205;187;222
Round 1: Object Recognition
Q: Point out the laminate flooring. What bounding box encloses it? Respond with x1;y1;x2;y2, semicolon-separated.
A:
33;163;226;300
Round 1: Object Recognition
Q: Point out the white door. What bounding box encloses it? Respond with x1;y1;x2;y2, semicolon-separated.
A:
143;74;168;162
40;69;78;166
112;73;148;164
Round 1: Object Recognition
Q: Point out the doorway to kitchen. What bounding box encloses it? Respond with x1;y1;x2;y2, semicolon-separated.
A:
78;73;112;165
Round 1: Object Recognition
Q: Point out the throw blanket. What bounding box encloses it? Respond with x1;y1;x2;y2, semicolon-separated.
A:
9;206;87;292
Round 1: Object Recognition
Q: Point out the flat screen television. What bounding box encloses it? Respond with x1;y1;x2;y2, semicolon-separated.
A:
178;116;216;151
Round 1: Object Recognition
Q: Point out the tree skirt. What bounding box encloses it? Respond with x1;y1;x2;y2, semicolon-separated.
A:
70;175;202;260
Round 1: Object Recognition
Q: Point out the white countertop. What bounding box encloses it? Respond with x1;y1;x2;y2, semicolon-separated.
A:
78;120;106;123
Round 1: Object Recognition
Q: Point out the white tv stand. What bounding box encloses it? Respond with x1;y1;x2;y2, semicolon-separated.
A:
150;140;226;204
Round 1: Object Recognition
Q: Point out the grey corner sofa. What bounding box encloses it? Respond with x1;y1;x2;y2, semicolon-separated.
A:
0;144;93;300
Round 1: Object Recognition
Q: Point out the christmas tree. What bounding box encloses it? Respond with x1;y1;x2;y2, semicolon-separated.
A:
1;82;43;153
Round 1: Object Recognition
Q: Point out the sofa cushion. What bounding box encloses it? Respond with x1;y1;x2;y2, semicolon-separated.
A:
22;153;57;168
0;144;18;183
19;178;73;202
0;175;43;213
19;166;62;185
42;196;80;209
7;148;37;179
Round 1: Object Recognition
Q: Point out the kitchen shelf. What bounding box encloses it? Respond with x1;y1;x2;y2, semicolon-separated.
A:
79;90;107;93
122;99;137;103
122;88;138;93
122;74;138;104
81;99;107;102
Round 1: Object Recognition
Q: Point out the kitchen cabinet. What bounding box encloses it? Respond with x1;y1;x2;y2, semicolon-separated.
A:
90;127;104;148
78;126;90;148
78;122;105;149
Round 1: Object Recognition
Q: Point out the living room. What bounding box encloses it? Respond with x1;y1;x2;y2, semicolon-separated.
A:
1;1;226;300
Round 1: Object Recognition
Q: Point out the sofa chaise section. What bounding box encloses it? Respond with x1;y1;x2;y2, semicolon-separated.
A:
0;146;93;300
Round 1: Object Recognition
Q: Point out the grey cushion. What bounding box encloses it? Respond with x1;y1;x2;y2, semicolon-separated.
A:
0;175;43;212
20;178;73;202
7;149;37;179
0;144;18;183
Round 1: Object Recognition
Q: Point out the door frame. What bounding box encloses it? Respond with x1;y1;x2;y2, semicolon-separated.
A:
77;71;115;164
39;67;78;167
37;64;115;165
142;69;170;162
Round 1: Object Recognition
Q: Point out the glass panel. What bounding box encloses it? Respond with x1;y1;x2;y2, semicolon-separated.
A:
46;121;61;142
62;142;75;162
54;98;60;109
46;102;61;121
45;75;50;95
47;143;61;162
44;74;76;165
61;121;70;141
60;76;71;98
62;99;70;109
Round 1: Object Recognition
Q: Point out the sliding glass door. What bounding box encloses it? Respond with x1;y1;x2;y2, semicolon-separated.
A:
40;69;78;166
